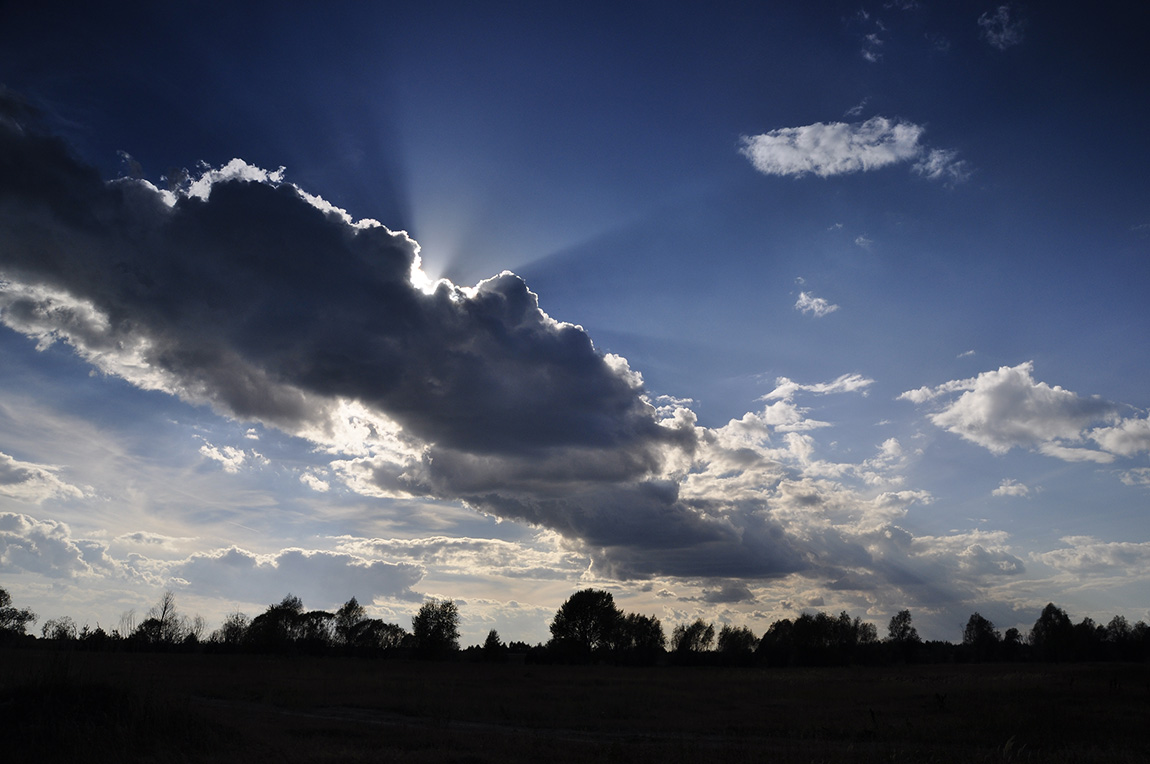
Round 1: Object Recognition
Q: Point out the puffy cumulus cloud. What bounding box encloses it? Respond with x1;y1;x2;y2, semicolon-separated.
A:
1090;417;1150;457
740;116;968;182
0;102;683;467
0;512;113;578
978;5;1025;50
0;451;85;503
991;479;1030;498
1033;536;1150;577
0;96;700;566
173;546;423;608
794;291;839;317
899;362;1121;460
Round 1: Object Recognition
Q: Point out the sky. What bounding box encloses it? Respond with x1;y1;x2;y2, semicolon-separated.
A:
1;1;1148;645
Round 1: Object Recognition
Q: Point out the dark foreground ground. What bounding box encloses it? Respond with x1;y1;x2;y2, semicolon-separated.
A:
3;648;1148;763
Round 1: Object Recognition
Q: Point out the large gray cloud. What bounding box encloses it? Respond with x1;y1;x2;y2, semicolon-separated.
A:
0;93;718;576
0;107;674;460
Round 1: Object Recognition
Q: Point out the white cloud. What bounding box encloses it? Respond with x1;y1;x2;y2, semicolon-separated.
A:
198;442;266;474
0;513;110;578
854;235;873;250
1034;536;1150;576
765;373;873;401
174;546;424;608
794;291;839;317
740;117;924;178
978;5;1025;50
844;99;869;118
1119;468;1150;487
1090;417;1150;457
300;471;330;492
991;479;1029;498
0;451;85;503
900;362;1118;458
740;116;968;183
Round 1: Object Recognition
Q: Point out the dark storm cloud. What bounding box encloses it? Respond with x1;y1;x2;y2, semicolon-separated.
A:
0;96;680;463
0;94;754;579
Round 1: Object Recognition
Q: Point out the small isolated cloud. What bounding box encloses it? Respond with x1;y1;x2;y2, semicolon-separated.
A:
198;442;267;474
765;373;873;402
854;235;873;250
991;479;1029;498
0;452;85;504
978;5;1025;50
740;116;968;183
913;148;972;185
957;350;976;358
900;362;1132;462
300;471;331;492
844;99;869;118
1119;468;1150;487
795;291;839;317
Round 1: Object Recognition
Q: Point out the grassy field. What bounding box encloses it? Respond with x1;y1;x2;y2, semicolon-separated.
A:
3;648;1148;762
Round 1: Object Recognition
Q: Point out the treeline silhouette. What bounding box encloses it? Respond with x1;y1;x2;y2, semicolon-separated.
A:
3;586;1148;665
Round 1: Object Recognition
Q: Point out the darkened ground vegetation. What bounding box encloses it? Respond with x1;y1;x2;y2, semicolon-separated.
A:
2;648;1148;763
3;586;1150;761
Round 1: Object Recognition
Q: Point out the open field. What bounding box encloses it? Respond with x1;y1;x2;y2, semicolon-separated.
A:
3;648;1148;763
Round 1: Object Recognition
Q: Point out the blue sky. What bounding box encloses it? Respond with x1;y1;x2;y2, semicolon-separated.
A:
1;1;1148;644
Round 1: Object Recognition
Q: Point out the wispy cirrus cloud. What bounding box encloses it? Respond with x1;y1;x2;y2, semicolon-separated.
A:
0;451;85;504
740;116;968;183
978;5;1026;50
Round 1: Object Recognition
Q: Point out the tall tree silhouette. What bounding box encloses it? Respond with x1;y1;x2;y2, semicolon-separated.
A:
549;589;623;657
412;598;460;658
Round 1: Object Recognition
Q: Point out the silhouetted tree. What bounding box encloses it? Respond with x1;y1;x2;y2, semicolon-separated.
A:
548;589;623;657
756;618;794;665
335;597;366;646
1029;603;1074;662
887;609;920;643
717;624;757;655
209;611;250;646
1001;627;1024;661
132;590;193;646
412;598;460;658
671;619;715;653
618;612;665;652
1072;616;1105;661
348;618;408;650
41;616;78;641
246;594;307;651
0;587;36;638
962;612;1000;661
887;609;920;662
298;610;335;650
482;629;507;662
